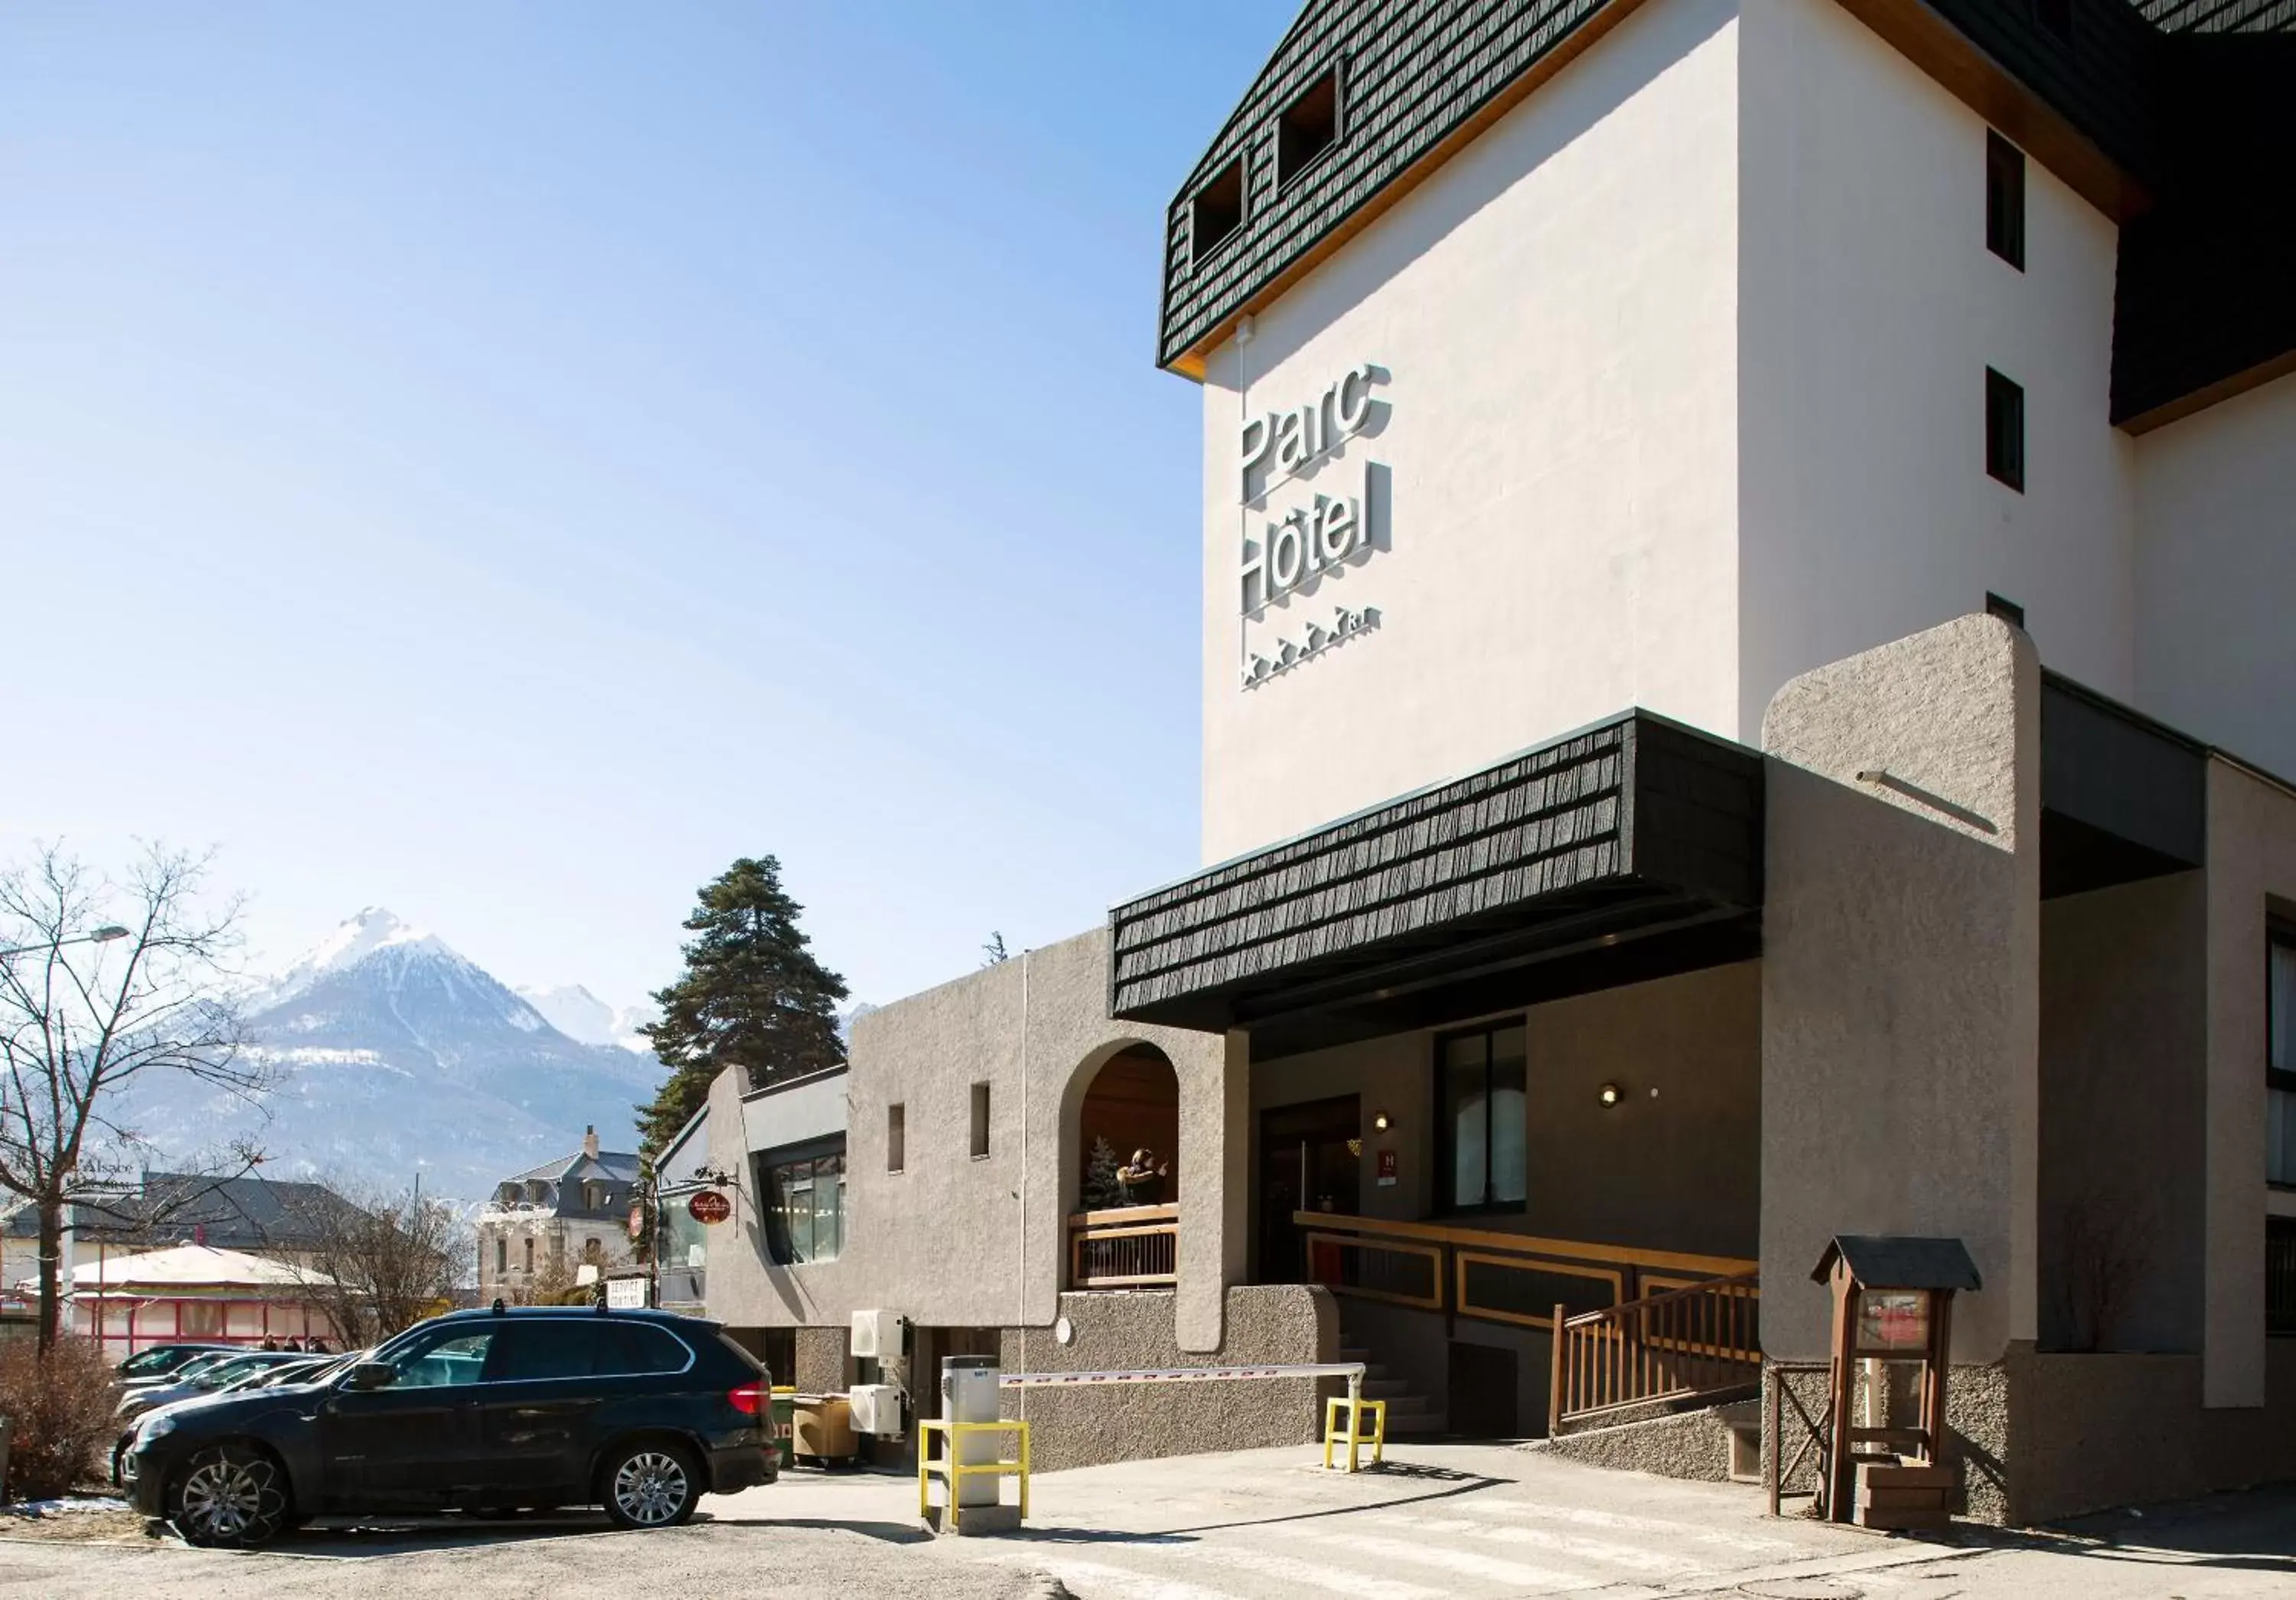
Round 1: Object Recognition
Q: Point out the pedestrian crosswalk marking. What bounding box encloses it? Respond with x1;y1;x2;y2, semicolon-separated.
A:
964;1547;1247;1600
1368;1510;1707;1575
1445;1494;1800;1553
1264;1523;1587;1589
1163;1541;1451;1600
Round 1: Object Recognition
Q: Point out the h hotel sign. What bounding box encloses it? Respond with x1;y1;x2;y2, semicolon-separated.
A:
1237;361;1386;689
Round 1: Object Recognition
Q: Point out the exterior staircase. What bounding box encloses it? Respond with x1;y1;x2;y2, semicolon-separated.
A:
1339;1341;1446;1437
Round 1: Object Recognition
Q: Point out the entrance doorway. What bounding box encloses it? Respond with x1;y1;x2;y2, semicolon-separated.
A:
1257;1095;1361;1283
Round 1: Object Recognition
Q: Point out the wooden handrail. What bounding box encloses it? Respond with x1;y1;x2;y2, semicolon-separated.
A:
1549;1269;1761;1434
1292;1210;1756;1279
1069;1206;1179;1289
1067;1203;1179;1229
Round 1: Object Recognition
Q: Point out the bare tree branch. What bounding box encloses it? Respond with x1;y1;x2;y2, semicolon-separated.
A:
0;841;272;1349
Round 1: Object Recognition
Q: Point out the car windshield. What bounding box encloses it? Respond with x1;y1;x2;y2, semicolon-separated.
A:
120;1346;203;1376
191;1357;266;1389
160;1353;233;1383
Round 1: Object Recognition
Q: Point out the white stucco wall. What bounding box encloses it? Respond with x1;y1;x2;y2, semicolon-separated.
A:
1199;0;1744;864
1737;0;2135;743
2134;372;2296;783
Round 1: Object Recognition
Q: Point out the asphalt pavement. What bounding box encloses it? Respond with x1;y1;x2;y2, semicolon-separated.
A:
2;1441;2291;1599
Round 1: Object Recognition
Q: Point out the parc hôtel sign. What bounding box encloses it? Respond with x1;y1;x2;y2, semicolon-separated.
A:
1237;361;1386;690
687;1190;732;1225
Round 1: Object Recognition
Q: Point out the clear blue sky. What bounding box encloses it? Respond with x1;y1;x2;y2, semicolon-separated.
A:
1;2;1300;1012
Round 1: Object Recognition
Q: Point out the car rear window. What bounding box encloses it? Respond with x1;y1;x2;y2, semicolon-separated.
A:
598;1324;690;1376
715;1333;768;1383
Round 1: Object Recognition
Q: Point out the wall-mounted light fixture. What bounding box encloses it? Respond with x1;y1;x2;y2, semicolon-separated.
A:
1597;1083;1623;1109
1371;1109;1392;1133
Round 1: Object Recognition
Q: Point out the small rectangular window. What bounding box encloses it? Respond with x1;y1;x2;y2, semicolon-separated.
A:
1191;158;1244;265
1986;368;2025;492
2033;0;2073;44
523;1236;534;1273
494;1236;506;1275
1277;66;1341;188
888;1103;906;1174
970;1082;992;1160
2268;927;2296;1187
1986;131;2025;270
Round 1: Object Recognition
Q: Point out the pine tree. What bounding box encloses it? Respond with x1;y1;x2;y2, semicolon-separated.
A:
1079;1136;1125;1212
634;856;850;1157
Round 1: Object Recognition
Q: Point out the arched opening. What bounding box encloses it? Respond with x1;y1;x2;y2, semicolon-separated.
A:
1068;1043;1180;1289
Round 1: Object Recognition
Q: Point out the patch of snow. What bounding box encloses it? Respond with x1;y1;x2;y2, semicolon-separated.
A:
6;1497;130;1516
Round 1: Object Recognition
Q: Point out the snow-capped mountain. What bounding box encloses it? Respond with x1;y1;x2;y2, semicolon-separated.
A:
114;909;664;1202
515;983;657;1053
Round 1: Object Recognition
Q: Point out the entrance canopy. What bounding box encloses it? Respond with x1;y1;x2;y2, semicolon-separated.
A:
1110;712;1763;1056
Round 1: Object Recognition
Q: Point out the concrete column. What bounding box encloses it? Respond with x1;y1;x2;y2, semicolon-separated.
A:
1175;1030;1251;1352
1760;614;2041;1362
2200;759;2296;1408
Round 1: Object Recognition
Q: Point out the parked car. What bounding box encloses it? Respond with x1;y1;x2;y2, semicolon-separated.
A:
117;1350;315;1422
123;1349;243;1391
113;1354;354;1485
116;1343;235;1381
122;1306;778;1546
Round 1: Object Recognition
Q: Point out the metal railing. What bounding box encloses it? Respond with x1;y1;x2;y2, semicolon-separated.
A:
1549;1269;1761;1432
1068;1203;1179;1288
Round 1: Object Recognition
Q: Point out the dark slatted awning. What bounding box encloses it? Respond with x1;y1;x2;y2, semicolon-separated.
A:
1108;713;1763;1052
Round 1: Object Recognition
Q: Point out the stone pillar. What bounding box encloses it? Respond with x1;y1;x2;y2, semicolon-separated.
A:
1760;614;2042;1363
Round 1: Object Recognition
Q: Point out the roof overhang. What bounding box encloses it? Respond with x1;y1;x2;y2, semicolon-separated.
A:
1110;712;1763;1055
2040;671;2206;898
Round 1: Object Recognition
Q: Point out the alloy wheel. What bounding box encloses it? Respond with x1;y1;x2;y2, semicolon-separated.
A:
611;1450;691;1527
177;1453;283;1543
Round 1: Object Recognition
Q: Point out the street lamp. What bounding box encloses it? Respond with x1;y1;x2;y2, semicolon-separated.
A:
0;926;131;961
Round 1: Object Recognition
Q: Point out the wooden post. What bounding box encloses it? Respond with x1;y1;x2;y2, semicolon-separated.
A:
1824;1265;1860;1523
1547;1304;1567;1437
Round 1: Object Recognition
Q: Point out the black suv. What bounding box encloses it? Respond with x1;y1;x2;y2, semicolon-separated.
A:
123;1305;778;1546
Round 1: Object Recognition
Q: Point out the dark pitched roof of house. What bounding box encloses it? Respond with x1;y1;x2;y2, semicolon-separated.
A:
1811;1234;1984;1291
501;1150;642;1188
1;1172;364;1250
1158;1;2294;427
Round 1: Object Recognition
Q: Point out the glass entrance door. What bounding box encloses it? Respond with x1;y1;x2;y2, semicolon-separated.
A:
1257;1095;1361;1283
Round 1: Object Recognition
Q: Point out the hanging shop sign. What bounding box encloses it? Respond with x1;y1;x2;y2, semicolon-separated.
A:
687;1189;733;1225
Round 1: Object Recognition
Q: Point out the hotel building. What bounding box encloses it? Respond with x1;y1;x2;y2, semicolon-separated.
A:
689;0;2296;1522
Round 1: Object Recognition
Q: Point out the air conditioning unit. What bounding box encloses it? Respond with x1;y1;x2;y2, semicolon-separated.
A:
850;1308;903;1360
847;1383;904;1437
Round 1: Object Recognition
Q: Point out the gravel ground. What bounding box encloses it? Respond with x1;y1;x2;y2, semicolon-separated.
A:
0;1513;1067;1600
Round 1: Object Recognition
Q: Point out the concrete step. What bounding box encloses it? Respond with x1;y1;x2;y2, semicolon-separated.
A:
1360;1376;1414;1399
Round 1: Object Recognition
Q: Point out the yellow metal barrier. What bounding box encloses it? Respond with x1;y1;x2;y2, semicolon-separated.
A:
1322;1396;1386;1471
917;1418;1031;1532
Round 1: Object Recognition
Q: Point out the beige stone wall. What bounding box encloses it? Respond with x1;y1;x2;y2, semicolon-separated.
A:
2038;873;2207;1354
1760;614;2042;1363
704;927;1250;1354
1000;1285;1338;1472
2201;759;2296;1409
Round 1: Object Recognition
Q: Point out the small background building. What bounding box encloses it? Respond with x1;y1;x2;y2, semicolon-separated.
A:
69;1243;341;1359
475;1127;641;1300
1;1171;367;1301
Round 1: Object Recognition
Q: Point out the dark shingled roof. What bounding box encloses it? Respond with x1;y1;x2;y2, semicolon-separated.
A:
1811;1235;1984;1291
1159;1;2295;426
